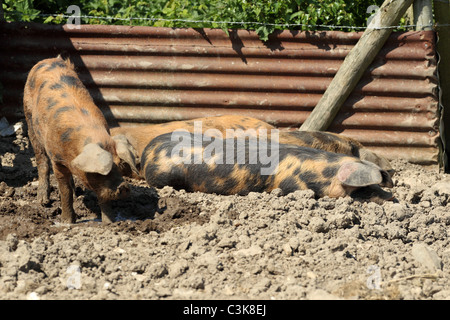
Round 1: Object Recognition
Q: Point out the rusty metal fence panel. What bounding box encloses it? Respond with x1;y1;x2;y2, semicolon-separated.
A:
0;22;440;164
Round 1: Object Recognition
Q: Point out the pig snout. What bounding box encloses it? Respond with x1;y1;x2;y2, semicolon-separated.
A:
350;185;395;204
95;180;130;224
117;181;130;198
99;179;130;202
89;169;130;204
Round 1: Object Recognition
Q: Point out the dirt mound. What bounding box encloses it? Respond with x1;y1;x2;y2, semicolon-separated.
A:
1;120;450;300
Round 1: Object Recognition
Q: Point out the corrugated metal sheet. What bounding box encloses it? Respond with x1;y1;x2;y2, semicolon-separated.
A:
0;22;439;164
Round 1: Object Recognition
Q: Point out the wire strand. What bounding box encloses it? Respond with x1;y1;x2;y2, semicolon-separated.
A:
7;12;448;31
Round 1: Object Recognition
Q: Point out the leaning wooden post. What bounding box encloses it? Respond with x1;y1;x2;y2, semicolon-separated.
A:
300;0;414;131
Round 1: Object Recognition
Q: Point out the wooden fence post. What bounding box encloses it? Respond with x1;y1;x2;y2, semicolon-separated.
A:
413;0;433;31
299;0;414;132
434;0;450;171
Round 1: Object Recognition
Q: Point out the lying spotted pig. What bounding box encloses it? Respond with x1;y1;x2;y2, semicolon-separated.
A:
140;131;393;202
111;115;394;178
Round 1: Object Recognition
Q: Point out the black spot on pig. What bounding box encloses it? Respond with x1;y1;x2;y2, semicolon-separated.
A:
298;171;330;196
47;60;66;71
29;76;36;89
60;126;83;143
60;128;74;143
35;63;48;72
47;97;58;110
50;83;63;90
322;165;339;179
53;106;75;119
278;177;299;194
38;81;47;91
60;75;83;88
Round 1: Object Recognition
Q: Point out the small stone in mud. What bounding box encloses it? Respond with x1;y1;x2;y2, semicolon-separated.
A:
412;243;443;272
148;263;168;279
137;219;158;233
282;243;293;256
169;260;189;278
309;216;328;233
217;238;236;249
6;233;19;252
0;182;14;197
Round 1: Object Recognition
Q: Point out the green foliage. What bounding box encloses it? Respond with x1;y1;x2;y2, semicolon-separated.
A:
3;0;40;22
2;0;398;40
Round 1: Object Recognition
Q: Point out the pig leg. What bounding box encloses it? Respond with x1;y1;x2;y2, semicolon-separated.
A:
53;162;76;223
98;181;130;223
70;176;77;199
35;148;51;205
26;117;51;205
99;201;116;224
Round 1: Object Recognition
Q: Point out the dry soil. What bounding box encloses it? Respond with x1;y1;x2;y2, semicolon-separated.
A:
1;120;450;300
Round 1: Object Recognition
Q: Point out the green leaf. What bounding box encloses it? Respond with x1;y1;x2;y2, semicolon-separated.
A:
256;25;270;41
290;11;303;20
43;16;54;23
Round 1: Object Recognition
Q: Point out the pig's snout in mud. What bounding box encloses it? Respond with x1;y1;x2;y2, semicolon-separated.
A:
96;180;130;203
98;182;130;224
350;184;395;204
110;181;130;200
118;181;130;198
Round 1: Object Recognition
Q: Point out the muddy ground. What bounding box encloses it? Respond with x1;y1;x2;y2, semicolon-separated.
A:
1;120;450;300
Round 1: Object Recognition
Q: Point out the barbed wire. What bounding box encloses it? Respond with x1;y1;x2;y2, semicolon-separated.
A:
6;12;449;30
38;13;431;30
46;13;416;30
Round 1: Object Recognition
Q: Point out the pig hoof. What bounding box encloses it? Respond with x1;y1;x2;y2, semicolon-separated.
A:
38;193;50;206
60;216;76;224
101;213;116;224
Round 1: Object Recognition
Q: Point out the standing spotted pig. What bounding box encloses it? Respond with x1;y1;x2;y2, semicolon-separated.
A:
23;56;137;224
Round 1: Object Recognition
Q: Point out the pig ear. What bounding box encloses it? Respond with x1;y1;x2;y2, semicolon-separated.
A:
359;160;394;188
112;134;139;176
71;143;113;175
337;161;383;187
